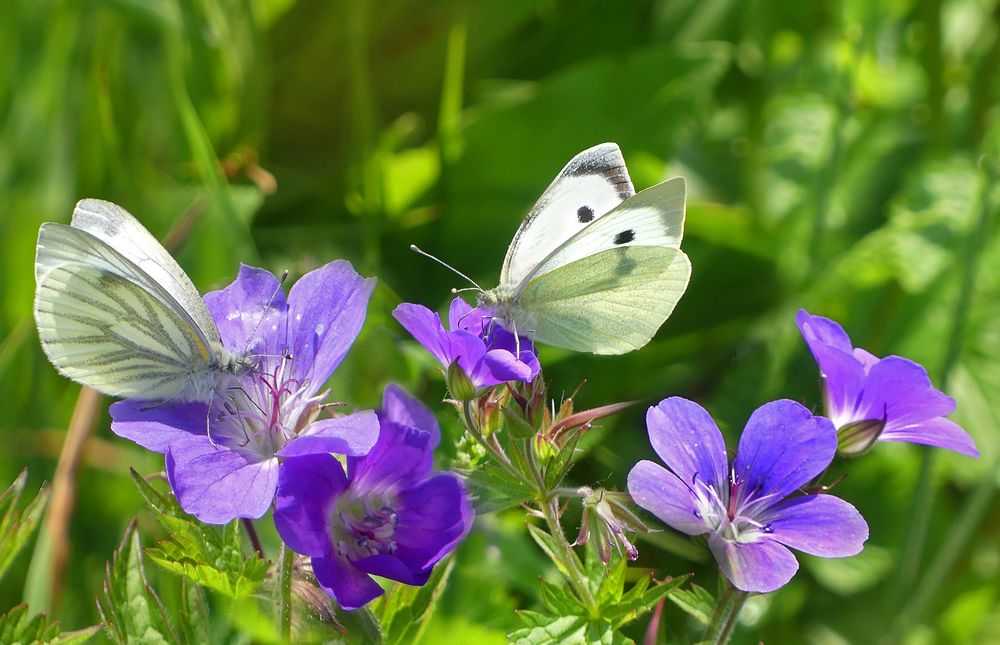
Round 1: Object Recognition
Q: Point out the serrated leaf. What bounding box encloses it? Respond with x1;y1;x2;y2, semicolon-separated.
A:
0;470;50;582
667;583;715;626
596;556;628;606
377;556;455;645
525;523;572;581
538;578;584;616
0;603;100;644
131;471;268;599
509;613;631;645
543;432;581;490
604;575;687;630
97;521;177;645
462;463;535;514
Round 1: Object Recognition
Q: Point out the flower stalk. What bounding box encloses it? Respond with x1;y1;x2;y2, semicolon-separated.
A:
703;582;749;645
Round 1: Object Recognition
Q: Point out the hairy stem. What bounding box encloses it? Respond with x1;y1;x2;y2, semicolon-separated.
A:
242;518;264;558
703;582;748;645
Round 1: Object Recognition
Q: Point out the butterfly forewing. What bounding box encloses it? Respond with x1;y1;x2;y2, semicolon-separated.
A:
515;177;685;292
516;245;691;354
70;199;223;348
35;223;217;399
500;143;635;287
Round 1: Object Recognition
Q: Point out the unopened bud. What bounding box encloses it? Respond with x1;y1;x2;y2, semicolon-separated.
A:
446;361;478;402
837;418;885;456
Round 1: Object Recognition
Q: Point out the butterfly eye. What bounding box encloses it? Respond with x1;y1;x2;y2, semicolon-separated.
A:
577;206;594;223
614;229;635;245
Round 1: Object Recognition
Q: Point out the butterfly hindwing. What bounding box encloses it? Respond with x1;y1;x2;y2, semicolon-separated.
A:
516;245;691;354
34;222;216;399
500;143;635;287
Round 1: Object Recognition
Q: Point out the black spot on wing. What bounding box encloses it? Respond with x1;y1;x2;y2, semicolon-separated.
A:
577;206;594;223
614;229;635;245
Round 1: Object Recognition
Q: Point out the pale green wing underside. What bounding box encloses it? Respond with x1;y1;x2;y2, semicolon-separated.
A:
34;223;214;399
516;245;691;355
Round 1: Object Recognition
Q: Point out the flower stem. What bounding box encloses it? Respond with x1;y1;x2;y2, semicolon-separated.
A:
277;544;293;643
242;518;264;558
703;581;748;645
538;495;599;617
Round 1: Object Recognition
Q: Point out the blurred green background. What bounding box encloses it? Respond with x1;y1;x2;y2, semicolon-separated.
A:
2;0;999;642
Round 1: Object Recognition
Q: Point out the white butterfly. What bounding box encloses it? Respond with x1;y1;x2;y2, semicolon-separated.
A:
34;199;254;401
444;142;690;355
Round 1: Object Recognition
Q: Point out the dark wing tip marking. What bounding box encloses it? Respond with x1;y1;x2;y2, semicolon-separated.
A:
614;229;636;245
577;206;594;223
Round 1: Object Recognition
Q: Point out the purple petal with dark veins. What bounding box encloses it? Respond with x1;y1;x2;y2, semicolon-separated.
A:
708;532;799;593
274;454;347;557
278;410;380;458
286;259;375;388
627;460;708;536
109;400;206;453
645;398;729;492
733;400;837;502
765;494;868;557
381;383;440;446
165;436;278;524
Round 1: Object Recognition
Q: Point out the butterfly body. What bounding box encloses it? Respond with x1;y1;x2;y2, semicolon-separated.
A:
34;199;254;401
480;143;691;355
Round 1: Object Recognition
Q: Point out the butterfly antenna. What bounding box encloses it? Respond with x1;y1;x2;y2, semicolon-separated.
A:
410;245;484;292
243;270;289;357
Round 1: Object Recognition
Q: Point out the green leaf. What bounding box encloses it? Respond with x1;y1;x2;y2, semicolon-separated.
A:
543;431;581;491
524;523;572;581
178;578;210;645
131;470;269;599
375;556;455;645
667;583;715;626
0;470;49;582
538;579;585;616
604;575;687;630
509;612;632;645
0;603;100;645
97;521;177;645
461;462;535;514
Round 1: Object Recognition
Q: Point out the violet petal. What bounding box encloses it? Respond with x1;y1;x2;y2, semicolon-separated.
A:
274;454;348;557
645;398;729;492
733;400;837;501
765;495;868;557
881;417;979;457
381;383;440;447
109;400;206;454
312;554;384;610
278;410;380;458
708;532;799;594
286;259;375;387
166;437;278;524
627;460;708;536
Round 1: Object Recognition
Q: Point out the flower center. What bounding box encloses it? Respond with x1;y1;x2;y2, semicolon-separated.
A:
690;470;776;544
331;492;400;560
211;354;325;457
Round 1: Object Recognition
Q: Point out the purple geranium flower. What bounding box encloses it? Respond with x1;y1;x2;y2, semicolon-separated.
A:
796;309;978;457
392;297;540;389
274;384;473;610
628;397;868;593
110;261;379;524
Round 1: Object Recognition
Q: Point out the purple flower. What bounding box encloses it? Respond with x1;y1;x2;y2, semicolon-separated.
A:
274;384;473;610
628;397;868;593
392;297;540;389
796;309;978;457
109;261;379;524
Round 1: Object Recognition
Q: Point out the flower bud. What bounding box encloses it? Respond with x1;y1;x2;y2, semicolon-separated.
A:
446;361;478;402
502;399;536;439
837;418;886;456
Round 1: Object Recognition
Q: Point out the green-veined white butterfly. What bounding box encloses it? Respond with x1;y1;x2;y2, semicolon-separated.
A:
34;199;254;401
416;142;691;355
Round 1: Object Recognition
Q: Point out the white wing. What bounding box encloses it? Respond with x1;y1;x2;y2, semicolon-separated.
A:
68;199;224;348
34;222;217;400
500;143;634;288
514;177;685;293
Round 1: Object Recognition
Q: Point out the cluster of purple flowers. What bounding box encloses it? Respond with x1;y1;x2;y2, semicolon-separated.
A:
110;261;474;608
103;254;977;605
627;309;977;593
